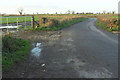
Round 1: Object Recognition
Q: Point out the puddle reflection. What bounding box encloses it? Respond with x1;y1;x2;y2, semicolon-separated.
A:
31;43;42;57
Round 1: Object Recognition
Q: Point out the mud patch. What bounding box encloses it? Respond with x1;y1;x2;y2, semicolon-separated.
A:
67;58;86;67
14;31;62;43
78;68;112;78
67;58;112;78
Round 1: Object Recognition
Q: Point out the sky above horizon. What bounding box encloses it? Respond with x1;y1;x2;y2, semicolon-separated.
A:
0;0;119;14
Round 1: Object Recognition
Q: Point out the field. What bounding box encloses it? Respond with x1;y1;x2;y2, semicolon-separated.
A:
0;14;90;24
1;14;119;32
1;15;88;30
0;15;65;24
0;16;39;24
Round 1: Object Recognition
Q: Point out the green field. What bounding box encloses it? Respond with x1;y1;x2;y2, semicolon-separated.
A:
0;16;39;24
114;16;118;18
0;15;64;24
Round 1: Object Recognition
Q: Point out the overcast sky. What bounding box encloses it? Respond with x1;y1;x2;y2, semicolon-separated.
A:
0;0;119;14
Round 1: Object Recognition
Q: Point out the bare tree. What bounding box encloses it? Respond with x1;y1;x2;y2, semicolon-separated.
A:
107;12;110;14
18;8;23;15
67;10;71;14
72;11;75;14
37;12;39;15
56;12;58;14
103;10;106;14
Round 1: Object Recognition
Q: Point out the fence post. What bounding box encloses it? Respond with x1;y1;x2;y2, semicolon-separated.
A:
32;16;35;29
6;18;8;33
31;17;32;29
25;17;26;28
17;18;18;31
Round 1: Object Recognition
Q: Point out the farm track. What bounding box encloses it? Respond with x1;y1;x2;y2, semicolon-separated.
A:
3;18;118;78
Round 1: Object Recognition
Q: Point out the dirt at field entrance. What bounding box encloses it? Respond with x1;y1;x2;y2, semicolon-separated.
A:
14;30;61;42
3;30;65;78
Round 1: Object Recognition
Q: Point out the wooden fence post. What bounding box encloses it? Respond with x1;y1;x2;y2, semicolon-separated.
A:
6;18;8;33
17;18;18;31
25;17;26;28
32;16;35;29
31;17;32;29
39;17;43;25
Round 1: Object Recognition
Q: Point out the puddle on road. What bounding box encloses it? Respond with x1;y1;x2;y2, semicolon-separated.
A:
31;43;42;57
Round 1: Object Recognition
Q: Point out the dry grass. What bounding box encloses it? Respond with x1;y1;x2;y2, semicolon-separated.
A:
97;15;119;31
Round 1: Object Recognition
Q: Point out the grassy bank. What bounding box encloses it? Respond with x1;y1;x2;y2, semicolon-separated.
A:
96;15;119;32
96;20;108;30
2;35;30;70
96;20;119;31
33;18;88;31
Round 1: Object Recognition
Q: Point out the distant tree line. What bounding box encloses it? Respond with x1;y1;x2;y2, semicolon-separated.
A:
1;8;116;16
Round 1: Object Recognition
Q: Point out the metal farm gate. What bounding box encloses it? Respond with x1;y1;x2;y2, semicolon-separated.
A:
0;16;34;33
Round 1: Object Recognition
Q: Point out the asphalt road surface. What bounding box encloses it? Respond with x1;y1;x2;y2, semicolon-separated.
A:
3;18;118;78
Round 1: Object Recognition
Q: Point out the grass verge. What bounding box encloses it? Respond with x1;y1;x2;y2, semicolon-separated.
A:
2;35;30;71
32;18;88;31
96;20;119;32
96;20;107;30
